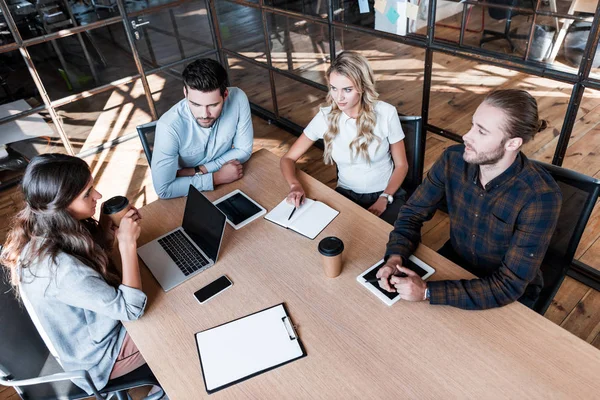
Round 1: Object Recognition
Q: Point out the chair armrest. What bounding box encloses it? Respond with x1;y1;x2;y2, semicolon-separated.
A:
0;363;104;400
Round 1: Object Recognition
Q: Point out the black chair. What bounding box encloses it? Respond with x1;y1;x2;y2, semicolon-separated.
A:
480;0;533;52
0;273;164;400
530;161;600;315
399;115;425;199
136;121;157;165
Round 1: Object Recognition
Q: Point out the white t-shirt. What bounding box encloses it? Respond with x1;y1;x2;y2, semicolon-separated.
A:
304;101;405;193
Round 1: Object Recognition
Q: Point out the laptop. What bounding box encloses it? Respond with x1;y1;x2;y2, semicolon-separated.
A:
137;185;227;292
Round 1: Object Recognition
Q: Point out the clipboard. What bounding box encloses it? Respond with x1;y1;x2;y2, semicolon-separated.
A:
194;303;306;394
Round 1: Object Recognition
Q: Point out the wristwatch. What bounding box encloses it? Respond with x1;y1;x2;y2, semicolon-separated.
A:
379;192;393;204
194;166;204;175
424;287;430;301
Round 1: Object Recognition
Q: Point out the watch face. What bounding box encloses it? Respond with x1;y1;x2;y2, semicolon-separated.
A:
387;195;393;204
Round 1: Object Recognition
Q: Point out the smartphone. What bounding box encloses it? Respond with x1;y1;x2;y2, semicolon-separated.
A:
194;275;232;304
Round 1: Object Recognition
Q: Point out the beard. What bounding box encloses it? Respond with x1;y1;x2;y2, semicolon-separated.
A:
196;117;215;128
463;140;506;166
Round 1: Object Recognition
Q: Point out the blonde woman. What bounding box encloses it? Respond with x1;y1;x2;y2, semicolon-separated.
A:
280;51;409;224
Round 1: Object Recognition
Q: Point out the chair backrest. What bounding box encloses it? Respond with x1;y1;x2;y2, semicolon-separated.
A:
0;273;82;398
531;161;600;314
399;116;425;199
136;121;157;166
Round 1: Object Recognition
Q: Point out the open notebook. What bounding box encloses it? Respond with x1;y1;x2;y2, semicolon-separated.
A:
195;303;306;394
264;198;339;239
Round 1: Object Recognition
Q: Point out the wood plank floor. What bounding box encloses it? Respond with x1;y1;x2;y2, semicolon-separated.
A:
1;117;599;400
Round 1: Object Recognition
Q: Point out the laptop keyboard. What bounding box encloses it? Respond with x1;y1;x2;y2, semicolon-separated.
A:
158;230;210;276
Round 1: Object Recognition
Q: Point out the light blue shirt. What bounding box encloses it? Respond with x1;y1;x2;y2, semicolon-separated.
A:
19;249;147;394
151;87;254;199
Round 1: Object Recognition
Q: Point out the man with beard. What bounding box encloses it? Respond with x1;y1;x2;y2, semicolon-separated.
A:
376;89;562;310
151;58;253;199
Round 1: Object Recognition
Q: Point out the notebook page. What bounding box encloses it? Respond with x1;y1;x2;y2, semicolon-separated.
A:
196;304;304;392
289;201;339;240
264;198;315;228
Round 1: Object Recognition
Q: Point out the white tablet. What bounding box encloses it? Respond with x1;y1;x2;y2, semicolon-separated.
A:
213;189;266;230
356;255;436;306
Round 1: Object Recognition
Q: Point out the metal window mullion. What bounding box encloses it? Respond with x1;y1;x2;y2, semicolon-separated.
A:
420;0;437;146
116;0;157;121
0;42;19;54
0;104;47;125
206;0;225;64
552;83;585;166
21;16;122;47
328;0;336;60
523;0;542;62
577;2;600;81
260;0;280;119
458;3;468;46
0;0;75;155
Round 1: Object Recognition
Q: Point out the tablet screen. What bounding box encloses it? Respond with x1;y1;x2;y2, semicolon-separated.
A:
215;192;262;225
362;259;429;300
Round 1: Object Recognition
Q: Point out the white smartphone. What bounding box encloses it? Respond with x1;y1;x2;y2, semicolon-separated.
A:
193;275;233;304
357;256;436;306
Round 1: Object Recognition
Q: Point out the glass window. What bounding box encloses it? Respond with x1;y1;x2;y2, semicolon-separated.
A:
1;117;68;156
265;0;328;18
126;0;187;14
332;0;425;38
132;1;215;72
0;49;43;107
429;51;572;162
5;0;120;40
57;79;153;154
335;28;425;116
28;23;140;101
215;1;267;64
274;72;326;127
267;12;330;85
226;55;274;113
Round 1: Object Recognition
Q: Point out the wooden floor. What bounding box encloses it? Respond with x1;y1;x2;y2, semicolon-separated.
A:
1;115;599;398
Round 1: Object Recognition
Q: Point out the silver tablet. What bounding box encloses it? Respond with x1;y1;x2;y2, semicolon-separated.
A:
357;255;436;306
213;189;266;230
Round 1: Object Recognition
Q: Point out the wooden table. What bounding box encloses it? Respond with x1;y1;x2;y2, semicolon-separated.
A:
124;149;600;399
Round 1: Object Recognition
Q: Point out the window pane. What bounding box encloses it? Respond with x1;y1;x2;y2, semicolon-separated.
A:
429;52;571;162
226;55;274;113
57;79;152;153
5;0;120;40
1;117;68;156
335;28;425;116
274;72;325;127
215;1;267;64
0;49;43;107
133;1;215;71
28;23;140;101
266;0;328;18
332;0;425;38
267;12;330;85
126;0;187;13
570;89;600;273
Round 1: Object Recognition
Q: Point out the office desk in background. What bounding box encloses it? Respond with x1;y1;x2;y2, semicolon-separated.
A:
123;149;600;399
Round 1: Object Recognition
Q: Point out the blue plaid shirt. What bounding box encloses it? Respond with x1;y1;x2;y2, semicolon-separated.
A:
386;145;561;309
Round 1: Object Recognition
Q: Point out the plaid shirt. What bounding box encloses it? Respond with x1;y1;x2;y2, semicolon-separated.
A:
386;145;561;309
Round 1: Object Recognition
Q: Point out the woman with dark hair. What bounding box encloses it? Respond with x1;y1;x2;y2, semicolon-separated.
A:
0;154;152;395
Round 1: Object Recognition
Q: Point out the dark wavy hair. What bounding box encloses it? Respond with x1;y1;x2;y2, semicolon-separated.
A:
0;154;121;292
182;58;228;96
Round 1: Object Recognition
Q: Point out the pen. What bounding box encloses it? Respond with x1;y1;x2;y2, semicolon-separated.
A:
288;195;304;220
365;273;408;283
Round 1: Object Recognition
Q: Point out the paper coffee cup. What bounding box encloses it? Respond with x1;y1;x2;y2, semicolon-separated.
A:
102;196;130;227
318;236;344;278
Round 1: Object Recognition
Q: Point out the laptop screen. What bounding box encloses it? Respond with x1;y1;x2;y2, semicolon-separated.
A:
182;185;227;262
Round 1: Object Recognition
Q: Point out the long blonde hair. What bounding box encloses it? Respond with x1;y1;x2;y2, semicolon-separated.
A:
323;51;379;164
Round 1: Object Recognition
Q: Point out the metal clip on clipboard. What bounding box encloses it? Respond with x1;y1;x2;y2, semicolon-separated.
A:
282;316;298;340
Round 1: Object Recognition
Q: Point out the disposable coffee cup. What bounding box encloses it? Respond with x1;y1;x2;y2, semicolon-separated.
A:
102;196;130;227
318;236;344;278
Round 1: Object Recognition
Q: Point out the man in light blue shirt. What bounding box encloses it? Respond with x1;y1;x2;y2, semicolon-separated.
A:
151;58;254;199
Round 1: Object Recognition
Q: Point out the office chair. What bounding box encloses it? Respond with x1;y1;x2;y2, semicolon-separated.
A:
530;161;600;315
136;121;157;166
399;116;425;199
480;0;533;52
0;275;164;400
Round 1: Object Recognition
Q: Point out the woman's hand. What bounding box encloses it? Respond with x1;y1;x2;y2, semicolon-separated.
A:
286;183;306;208
368;197;388;217
116;209;141;249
